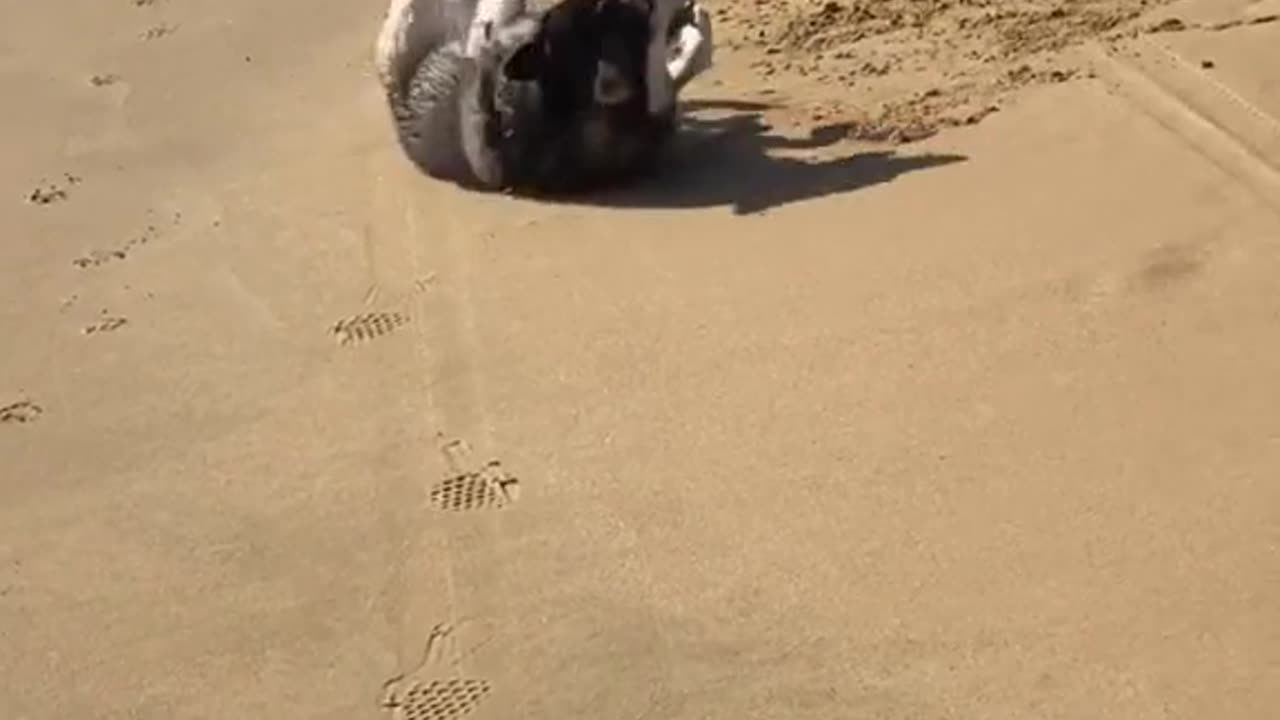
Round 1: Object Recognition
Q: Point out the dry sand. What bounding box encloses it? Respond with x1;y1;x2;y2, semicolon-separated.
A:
2;0;1279;717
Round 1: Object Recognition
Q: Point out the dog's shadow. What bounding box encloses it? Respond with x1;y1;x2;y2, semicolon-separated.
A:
566;99;968;215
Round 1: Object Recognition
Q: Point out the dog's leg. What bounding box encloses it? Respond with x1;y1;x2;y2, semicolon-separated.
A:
457;15;543;189
645;0;687;116
666;1;713;92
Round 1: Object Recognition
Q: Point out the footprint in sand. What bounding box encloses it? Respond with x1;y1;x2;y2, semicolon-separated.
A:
330;311;410;346
82;314;129;336
26;173;82;206
429;438;520;512
72;223;159;269
381;625;493;720
139;24;177;41
0;401;43;425
429;460;520;512
331;278;436;347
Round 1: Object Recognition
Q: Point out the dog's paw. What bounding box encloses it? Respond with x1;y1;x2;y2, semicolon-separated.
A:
667;3;713;89
685;2;713;67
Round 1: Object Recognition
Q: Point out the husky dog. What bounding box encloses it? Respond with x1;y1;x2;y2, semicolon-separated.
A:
373;0;713;194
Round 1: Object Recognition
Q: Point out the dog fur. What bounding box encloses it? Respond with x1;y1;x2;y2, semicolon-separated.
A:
373;0;714;193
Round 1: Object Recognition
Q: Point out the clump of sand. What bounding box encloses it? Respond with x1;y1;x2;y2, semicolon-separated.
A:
707;0;1176;141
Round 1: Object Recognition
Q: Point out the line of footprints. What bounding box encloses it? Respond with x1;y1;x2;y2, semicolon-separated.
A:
381;441;518;719
331;284;511;718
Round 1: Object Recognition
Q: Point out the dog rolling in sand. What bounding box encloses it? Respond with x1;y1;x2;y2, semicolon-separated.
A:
373;0;713;194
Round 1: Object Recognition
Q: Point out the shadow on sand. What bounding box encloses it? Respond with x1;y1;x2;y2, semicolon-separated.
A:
562;99;968;215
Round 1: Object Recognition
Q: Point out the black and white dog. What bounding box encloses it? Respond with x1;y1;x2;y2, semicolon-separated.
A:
373;0;712;194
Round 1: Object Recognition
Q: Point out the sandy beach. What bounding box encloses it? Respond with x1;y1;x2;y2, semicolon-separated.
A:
2;0;1278;717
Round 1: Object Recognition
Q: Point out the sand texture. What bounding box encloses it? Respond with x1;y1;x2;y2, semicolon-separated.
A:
2;0;1278;717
